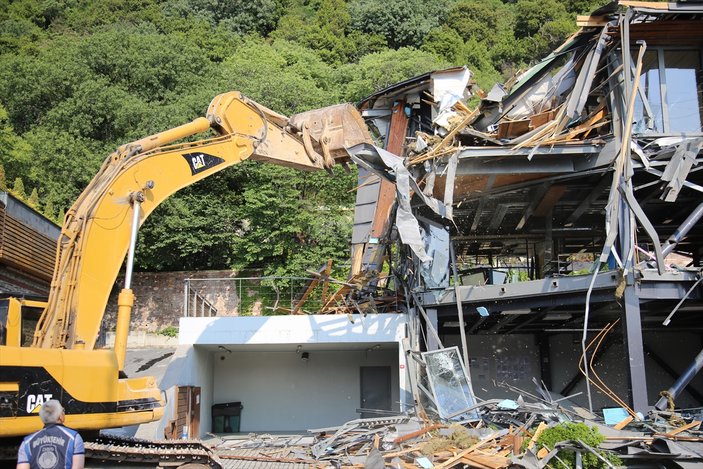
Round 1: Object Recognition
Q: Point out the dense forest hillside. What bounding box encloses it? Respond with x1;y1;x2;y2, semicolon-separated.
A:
0;0;608;277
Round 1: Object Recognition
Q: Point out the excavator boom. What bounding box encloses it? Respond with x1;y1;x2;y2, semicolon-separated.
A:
0;91;371;438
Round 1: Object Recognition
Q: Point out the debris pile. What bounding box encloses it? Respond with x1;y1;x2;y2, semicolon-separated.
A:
208;389;703;468
406;21;614;165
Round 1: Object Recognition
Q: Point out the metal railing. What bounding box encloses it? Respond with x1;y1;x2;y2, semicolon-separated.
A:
182;275;402;317
182;276;333;317
183;282;218;317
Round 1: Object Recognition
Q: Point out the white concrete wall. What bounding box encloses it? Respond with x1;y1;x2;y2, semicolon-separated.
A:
212;348;400;432
179;313;407;346
146;345;214;439
104;331;178;348
168;314;410;434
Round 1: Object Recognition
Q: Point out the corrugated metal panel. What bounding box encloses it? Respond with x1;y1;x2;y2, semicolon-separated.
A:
0;193;59;281
351;167;382;244
1;192;60;240
355;181;382;205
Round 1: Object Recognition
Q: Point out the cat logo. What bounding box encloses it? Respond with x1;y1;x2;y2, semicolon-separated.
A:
26;393;53;413
191;153;206;170
182;152;225;176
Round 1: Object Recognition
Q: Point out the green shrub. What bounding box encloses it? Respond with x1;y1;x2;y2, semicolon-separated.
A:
158;326;179;338
533;422;621;468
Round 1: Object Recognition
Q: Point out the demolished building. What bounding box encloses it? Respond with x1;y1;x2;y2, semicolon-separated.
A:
155;0;703;448
349;0;703;418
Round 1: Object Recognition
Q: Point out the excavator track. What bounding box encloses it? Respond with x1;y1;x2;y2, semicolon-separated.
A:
85;435;223;468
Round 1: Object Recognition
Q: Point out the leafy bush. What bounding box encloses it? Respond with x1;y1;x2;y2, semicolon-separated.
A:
533;422;621;468
158;326;179;338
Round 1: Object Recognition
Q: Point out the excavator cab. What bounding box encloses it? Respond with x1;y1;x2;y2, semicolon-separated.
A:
0;298;44;347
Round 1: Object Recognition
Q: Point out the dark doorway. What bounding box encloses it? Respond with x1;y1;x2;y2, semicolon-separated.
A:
360;366;391;418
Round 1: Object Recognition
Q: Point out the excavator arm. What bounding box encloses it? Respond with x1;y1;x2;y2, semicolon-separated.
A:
33;91;370;356
0;91;370;440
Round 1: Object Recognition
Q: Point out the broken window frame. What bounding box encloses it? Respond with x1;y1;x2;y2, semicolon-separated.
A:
420;347;479;420
630;45;703;135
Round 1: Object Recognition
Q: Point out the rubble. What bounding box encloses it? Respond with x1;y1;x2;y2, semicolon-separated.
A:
207;385;703;468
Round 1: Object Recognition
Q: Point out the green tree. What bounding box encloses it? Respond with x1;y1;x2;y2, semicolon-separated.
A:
0;164;6;190
422;26;466;64
0;103;33;182
44;198;55;221
514;0;569;38
445;0;509;45
348;0;451;49
12;177;25;199
162;0;285;36
28;187;39;207
216;38;337;112
336;48;448;102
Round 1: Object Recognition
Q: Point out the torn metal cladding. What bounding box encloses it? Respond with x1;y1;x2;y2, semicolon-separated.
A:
348;0;703;439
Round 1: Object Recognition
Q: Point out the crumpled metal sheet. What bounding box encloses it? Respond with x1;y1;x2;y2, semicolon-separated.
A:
347;143;451;264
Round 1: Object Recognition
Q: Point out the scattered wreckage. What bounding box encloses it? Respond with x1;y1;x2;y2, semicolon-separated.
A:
207;1;703;467
209;379;703;468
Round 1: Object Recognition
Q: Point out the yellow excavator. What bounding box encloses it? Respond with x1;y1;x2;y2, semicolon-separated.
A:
0;91;371;464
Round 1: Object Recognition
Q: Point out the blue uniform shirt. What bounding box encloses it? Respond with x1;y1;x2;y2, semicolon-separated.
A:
17;423;85;469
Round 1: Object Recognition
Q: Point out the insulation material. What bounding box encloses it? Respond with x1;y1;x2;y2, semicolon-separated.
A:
431;66;472;113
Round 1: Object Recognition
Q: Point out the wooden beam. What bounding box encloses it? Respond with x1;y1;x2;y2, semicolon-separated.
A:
619;1;673;10
534;185;566;217
577;15;609;27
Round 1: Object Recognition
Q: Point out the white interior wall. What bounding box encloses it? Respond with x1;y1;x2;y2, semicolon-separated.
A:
212;348;399;432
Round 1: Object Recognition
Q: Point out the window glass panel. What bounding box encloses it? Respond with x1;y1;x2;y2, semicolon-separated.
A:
634;50;664;133
663;50;702;132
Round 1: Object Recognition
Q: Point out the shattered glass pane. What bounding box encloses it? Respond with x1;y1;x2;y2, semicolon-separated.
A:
422;347;479;420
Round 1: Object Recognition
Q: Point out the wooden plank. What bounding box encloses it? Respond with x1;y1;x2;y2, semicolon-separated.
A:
392;423;444;444
527;422;548;450
432;432;502;469
460;453;511;469
497;119;531;139
614;415;634;430
665;420;701;437
576;15;609;27
411;107;480;164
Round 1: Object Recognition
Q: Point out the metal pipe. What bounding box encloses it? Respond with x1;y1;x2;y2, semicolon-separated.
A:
662;203;703;257
662;277;703;326
124;197;142;290
115;196;142;371
655;347;703;410
449;241;470;368
183;280;189;317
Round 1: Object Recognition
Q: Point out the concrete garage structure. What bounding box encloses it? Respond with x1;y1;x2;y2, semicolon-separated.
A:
156;314;409;436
